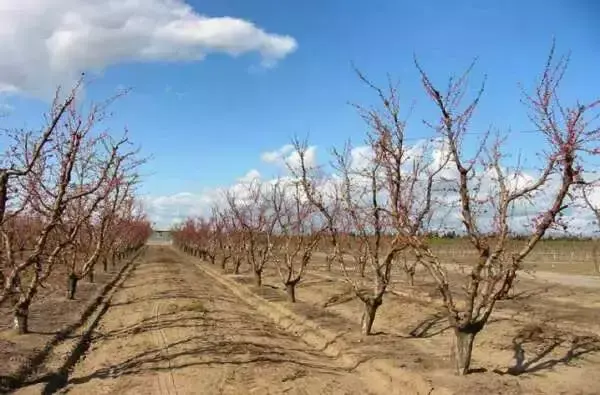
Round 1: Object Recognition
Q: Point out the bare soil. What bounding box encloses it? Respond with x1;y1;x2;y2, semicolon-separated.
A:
247;256;600;395
14;246;377;394
0;261;120;391
5;245;599;394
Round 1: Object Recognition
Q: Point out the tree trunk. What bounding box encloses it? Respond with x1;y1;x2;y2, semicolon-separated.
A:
103;258;108;272
67;273;79;300
360;298;382;336
220;257;227;271
0;172;8;225
406;269;415;286
359;260;366;277
452;328;478;375
497;269;517;300
233;258;241;274
87;267;94;283
13;298;31;334
285;282;297;302
326;256;332;271
254;269;262;287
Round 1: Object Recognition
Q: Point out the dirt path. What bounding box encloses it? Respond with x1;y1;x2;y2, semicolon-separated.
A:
21;246;374;395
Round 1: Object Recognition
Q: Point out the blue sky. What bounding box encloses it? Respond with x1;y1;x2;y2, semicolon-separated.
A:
1;0;599;227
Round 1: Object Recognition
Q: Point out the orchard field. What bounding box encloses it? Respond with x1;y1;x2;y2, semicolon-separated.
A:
1;240;598;394
2;42;600;395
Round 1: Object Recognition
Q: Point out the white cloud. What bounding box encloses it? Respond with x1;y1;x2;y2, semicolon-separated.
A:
142;191;214;229
350;145;373;171
261;144;294;163
143;142;600;236
260;143;317;173
238;169;261;183
0;0;298;97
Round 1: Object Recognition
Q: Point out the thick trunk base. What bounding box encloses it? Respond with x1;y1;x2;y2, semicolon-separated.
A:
285;282;297;303
407;271;415;286
452;328;479;375
13;306;29;334
254;270;262;287
360;298;382;336
67;274;79;300
87;268;94;283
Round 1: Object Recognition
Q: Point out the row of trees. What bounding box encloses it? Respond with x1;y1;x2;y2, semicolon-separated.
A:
173;44;600;375
0;82;152;334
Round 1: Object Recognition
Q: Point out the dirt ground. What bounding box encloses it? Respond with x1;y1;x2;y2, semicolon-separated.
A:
0;262;119;391
14;246;377;395
249;257;600;395
5;245;600;394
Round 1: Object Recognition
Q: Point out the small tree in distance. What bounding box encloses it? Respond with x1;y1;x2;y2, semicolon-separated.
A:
270;179;323;302
226;180;278;287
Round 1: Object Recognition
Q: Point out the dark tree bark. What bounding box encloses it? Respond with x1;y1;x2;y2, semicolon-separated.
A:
67;273;79;300
13;298;31;334
285;281;298;303
254;269;262;287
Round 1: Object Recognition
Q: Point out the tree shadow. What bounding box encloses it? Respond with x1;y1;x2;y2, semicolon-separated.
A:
499;286;550;302
39;334;347;394
0;253;143;393
497;325;600;375
408;314;509;339
409;312;449;338
322;291;356;308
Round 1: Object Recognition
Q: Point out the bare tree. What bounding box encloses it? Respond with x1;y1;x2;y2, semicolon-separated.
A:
291;137;403;335
65;169;138;299
270;180;323;302
399;252;418;286
581;185;600;274
0;84;78;226
0;82;148;333
226;180;278;286
406;42;599;374
217;210;246;273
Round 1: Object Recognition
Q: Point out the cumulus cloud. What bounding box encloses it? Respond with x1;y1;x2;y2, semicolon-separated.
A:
260;143;317;173
0;0;298;96
350;145;374;172
238;169;261;183
260;144;294;163
141;191;215;229
143;141;600;236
